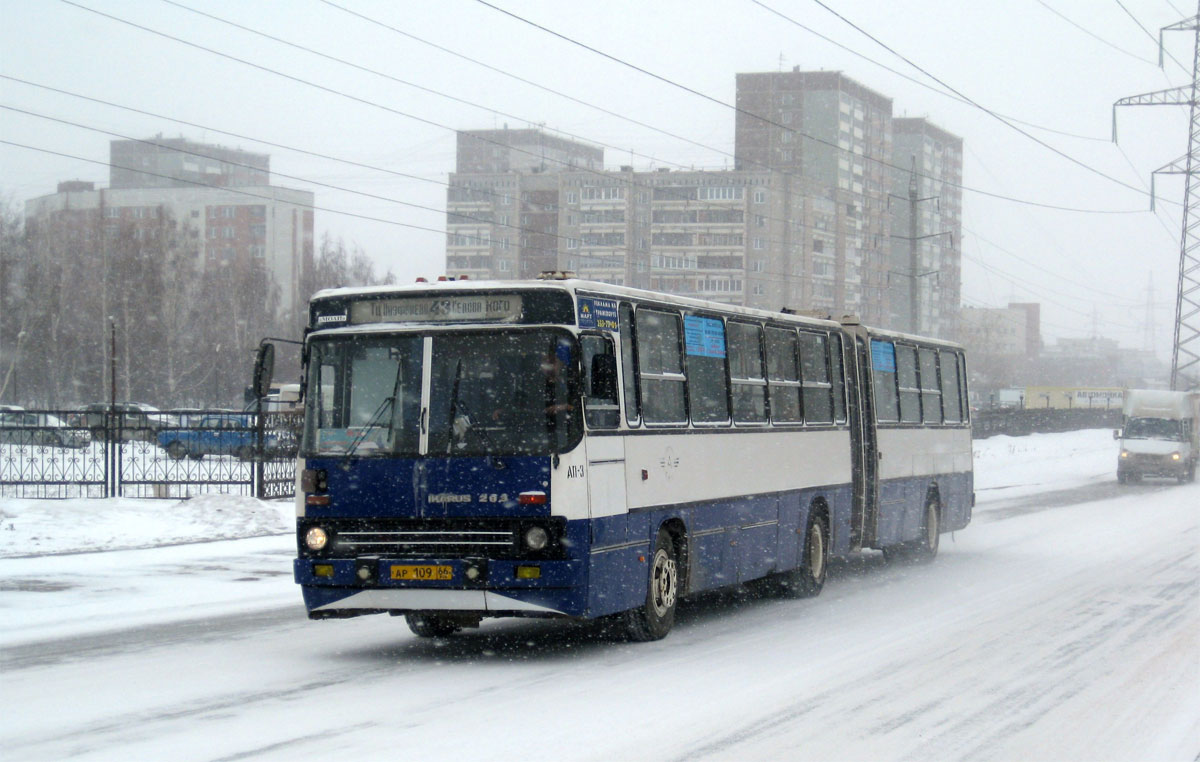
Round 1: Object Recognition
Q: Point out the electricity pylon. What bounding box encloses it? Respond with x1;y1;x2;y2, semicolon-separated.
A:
1114;6;1200;391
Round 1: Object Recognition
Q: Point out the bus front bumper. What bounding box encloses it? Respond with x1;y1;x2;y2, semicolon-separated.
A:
294;557;586;617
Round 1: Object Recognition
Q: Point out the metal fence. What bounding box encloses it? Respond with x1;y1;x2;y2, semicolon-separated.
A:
0;408;301;499
971;407;1122;438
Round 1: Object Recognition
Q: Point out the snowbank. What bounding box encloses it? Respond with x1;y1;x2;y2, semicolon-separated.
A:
973;427;1115;497
0;494;294;558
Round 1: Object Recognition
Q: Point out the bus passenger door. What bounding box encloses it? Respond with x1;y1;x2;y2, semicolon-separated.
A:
580;334;627;545
847;330;879;549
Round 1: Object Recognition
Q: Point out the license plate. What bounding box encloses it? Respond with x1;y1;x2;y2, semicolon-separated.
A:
390;564;453;581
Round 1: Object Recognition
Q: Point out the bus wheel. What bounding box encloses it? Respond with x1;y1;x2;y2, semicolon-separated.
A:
625;529;678;642
405;613;459;638
779;511;828;598
165;441;186;460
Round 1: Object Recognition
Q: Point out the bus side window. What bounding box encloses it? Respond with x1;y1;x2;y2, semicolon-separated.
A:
918;347;942;423
729;321;767;424
871;339;899;422
799;332;832;424
940;349;962;423
619;302;640;427
765;327;802;424
581;334;620;429
684;315;730;425
635;308;687;425
896;345;921;423
829;333;846;423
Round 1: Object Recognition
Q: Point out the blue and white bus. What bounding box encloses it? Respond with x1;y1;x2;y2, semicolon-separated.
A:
275;276;972;640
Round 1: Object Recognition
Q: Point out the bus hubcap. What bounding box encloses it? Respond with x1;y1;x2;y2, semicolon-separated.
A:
651;549;677;617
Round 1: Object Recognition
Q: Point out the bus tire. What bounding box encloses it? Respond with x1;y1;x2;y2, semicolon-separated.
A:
779;511;829;598
625;528;678;642
405;613;459;638
165;441;186;460
911;496;940;563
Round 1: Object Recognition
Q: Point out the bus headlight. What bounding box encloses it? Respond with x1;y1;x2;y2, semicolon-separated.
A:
1120;450;1129;458
1171;452;1181;461
523;526;549;551
305;526;329;551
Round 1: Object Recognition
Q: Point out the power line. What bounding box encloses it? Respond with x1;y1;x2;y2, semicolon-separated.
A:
28;1;1171;312
3;138;449;238
49;0;889;252
472;0;1161;205
753;0;1113;142
63;0;1156;215
1114;0;1193;76
163;0;1153;221
1034;0;1159;66
804;0;1164;198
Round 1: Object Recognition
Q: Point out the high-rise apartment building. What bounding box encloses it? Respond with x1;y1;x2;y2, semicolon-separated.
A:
26;138;313;320
109;136;270;190
734;69;894;324
445;71;962;335
889;118;963;337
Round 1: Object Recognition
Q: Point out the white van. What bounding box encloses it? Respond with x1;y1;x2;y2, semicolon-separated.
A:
1115;389;1200;483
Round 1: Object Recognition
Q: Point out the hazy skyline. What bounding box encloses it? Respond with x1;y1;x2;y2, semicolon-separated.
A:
1;0;1191;358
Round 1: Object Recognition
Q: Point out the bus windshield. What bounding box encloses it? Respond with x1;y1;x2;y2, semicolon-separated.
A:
303;329;582;457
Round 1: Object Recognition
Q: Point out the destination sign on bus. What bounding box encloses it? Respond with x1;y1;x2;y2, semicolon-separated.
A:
348;295;524;324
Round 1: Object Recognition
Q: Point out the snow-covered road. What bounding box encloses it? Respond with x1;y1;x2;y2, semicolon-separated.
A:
1;430;1197;761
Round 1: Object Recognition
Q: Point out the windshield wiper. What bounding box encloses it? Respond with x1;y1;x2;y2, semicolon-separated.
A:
341;395;394;462
445;359;499;454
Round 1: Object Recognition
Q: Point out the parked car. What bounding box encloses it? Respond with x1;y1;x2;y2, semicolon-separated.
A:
0;411;92;449
156;413;276;460
73;402;169;441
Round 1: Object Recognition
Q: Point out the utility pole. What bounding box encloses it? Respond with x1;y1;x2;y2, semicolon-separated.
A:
890;157;950;333
1114;4;1200;391
1143;273;1156;354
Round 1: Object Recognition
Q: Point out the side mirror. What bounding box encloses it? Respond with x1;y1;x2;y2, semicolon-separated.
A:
253;342;276;400
1112;429;1120;440
589;354;618;400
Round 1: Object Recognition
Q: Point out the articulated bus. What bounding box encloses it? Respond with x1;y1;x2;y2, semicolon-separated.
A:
272;276;973;641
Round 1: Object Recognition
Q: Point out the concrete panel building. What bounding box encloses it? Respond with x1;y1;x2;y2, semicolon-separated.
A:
445;70;963;332
888;118;963;337
26;138;313;321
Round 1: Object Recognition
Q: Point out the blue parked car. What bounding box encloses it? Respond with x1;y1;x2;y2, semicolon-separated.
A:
157;414;277;460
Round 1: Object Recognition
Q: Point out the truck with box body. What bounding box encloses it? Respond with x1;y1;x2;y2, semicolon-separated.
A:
1115;389;1200;483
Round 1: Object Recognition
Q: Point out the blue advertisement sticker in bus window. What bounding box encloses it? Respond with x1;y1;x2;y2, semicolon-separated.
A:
871;339;896;373
578;298;619;331
684;315;726;358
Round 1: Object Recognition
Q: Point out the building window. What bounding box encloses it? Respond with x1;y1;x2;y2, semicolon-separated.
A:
754;189;766;204
752;237;764;250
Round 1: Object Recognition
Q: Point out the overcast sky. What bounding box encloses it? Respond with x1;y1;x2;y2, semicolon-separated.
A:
1;0;1190;357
